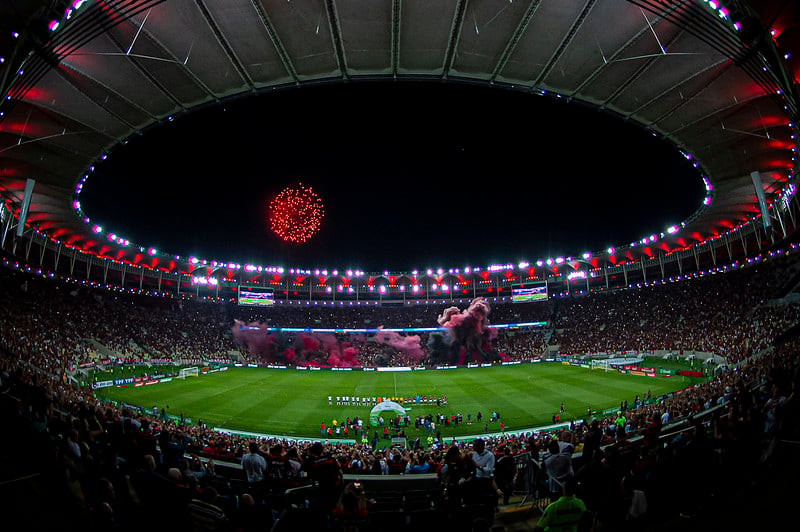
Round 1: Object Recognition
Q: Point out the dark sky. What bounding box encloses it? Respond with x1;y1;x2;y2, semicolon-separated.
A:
80;80;705;273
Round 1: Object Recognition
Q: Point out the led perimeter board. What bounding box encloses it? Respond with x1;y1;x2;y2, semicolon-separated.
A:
512;284;547;303
238;286;275;307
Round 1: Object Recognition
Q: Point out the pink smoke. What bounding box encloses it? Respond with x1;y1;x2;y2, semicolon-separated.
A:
437;297;491;334
372;330;425;362
232;321;364;367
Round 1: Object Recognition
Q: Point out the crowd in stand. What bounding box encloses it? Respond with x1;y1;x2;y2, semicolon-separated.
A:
1;248;799;529
3;252;799;372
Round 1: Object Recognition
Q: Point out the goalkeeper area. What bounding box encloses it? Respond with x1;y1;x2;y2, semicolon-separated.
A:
177;367;200;379
93;361;707;440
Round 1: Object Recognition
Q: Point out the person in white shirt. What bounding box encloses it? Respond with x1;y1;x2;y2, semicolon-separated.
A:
241;441;267;486
468;438;501;516
472;438;495;480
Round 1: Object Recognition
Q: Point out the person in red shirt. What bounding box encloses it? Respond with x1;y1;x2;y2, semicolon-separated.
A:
302;442;343;511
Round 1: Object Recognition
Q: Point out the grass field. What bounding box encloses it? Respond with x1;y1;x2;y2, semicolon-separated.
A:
94;363;706;439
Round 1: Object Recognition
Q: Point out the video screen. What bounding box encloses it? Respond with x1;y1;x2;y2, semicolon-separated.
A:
238;286;275;307
511;285;547;303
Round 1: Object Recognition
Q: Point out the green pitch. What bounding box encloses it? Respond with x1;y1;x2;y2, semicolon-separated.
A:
94;364;704;439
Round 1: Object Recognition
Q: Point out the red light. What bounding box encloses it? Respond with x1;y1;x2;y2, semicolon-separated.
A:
268;183;325;244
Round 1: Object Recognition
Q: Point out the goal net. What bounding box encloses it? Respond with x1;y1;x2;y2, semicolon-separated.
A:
177;367;200;379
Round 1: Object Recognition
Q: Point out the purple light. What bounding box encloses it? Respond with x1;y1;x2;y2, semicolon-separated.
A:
48;20;60;32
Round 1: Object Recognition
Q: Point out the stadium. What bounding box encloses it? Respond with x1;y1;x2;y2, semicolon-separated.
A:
1;1;799;531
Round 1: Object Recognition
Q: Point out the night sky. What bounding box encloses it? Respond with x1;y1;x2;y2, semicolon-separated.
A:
80;80;705;273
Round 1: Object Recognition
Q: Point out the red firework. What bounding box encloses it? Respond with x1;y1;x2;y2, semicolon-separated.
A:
268;183;325;243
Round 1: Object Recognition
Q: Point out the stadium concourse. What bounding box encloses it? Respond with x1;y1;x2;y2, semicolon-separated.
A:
0;244;799;531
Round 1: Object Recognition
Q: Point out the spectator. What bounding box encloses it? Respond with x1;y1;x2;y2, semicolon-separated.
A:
495;446;517;505
186;486;228;531
241;441;266;496
302;442;343;511
543;439;573;500
533;478;589;532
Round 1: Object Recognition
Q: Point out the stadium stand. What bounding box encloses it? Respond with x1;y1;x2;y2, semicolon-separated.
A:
1;245;799;531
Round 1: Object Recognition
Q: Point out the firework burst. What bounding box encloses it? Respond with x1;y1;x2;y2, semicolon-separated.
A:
268;183;325;244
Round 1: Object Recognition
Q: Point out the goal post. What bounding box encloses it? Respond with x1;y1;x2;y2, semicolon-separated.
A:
178;367;200;379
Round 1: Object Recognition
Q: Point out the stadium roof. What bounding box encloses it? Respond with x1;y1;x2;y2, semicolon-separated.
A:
0;0;798;277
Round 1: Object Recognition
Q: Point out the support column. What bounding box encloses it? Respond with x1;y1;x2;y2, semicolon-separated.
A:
25;231;34;261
